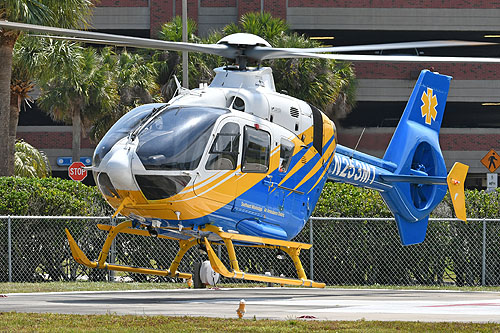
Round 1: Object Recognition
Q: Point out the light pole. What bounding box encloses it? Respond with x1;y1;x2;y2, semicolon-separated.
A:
182;0;188;88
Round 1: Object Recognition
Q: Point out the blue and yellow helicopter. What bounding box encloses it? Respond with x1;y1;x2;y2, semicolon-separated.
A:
3;21;497;287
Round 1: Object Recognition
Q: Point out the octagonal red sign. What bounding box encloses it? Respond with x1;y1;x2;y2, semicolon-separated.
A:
68;161;87;181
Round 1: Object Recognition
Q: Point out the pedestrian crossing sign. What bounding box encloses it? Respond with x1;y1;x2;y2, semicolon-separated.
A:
481;149;499;173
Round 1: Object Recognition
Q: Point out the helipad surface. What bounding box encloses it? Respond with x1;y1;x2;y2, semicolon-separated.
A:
1;288;500;322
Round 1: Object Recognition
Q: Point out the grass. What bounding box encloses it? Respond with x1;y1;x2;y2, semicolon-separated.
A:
2;281;500;294
1;313;499;332
0;281;268;294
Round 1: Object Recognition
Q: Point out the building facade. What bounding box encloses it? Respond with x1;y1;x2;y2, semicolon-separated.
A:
18;0;500;188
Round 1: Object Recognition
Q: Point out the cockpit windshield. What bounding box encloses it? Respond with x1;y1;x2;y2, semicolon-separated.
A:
93;103;165;168
136;106;228;170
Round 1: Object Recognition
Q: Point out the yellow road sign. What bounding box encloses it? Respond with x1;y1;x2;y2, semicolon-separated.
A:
481;149;499;173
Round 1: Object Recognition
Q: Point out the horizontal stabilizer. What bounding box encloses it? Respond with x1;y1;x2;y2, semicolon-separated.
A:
380;174;447;185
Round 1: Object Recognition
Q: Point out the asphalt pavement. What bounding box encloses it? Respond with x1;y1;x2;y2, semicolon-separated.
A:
1;287;500;322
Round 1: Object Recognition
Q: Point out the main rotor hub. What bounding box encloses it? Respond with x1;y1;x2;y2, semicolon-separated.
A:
217;33;271;69
217;33;271;48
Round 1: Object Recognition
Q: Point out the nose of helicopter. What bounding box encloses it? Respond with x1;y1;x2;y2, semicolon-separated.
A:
105;147;138;192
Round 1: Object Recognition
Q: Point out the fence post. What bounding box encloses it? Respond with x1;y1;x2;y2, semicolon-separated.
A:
482;218;486;286
8;216;12;283
109;216;116;282
309;218;314;281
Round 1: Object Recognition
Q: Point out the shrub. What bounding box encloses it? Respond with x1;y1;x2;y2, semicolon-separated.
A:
0;177;112;216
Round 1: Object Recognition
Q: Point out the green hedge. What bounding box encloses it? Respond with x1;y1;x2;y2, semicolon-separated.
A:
2;177;496;219
0;177;112;216
314;181;500;219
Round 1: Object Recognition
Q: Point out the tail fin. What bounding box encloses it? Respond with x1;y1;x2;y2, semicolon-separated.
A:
381;70;465;245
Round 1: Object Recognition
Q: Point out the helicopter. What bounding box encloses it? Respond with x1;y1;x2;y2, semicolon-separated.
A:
2;20;498;288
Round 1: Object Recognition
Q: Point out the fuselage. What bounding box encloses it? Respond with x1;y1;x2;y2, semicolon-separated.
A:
92;67;337;240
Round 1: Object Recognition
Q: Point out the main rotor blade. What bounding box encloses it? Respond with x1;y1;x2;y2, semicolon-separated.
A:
247;40;496;60
268;52;500;63
0;21;234;57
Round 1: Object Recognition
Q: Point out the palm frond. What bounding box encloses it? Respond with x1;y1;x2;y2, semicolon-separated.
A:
14;139;51;178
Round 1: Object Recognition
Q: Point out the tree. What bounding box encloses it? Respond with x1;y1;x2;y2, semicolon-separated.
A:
90;48;158;142
37;45;118;163
270;34;357;119
10;35;36;177
224;12;356;118
0;0;93;176
155;16;223;98
157;13;356;117
14;139;51;178
223;11;289;42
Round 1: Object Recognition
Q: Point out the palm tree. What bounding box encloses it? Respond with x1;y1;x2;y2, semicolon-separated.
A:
224;12;357;119
10;35;36;176
223;11;289;42
156;16;216;97
37;45;118;164
155;17;225;100
0;0;93;176
157;13;356;118
270;33;357;120
90;48;158;142
14;139;51;178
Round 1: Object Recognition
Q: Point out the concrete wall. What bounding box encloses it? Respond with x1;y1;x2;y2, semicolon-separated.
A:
91;7;150;30
356;79;500;102
198;6;237;37
17;126;95;172
287;7;500;31
354;63;500;102
338;127;500;174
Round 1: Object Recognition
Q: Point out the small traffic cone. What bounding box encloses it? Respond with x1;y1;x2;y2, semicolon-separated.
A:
236;299;246;318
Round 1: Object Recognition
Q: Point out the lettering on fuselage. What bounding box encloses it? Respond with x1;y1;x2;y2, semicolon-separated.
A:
331;155;376;184
240;202;285;218
264;208;285;218
241;202;263;212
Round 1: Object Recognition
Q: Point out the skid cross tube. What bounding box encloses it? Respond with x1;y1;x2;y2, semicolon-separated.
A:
65;221;195;280
201;225;325;288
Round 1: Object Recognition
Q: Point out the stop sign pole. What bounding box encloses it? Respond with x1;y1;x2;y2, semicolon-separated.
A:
68;161;87;181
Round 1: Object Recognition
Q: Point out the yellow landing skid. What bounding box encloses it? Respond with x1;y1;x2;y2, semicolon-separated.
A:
65;220;325;288
65;221;195;280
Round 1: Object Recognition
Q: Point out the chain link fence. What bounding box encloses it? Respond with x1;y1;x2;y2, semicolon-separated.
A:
1;216;499;286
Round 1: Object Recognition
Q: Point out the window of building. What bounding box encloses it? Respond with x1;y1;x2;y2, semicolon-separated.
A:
206;122;240;170
242;126;270;173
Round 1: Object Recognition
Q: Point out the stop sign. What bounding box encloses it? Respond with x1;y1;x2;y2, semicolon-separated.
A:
68;161;87;181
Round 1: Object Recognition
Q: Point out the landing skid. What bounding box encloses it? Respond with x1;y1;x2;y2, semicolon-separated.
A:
65;221;325;288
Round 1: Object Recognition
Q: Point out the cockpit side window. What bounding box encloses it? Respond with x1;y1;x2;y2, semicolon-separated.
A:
242;126;270;173
279;138;294;173
206;122;240;170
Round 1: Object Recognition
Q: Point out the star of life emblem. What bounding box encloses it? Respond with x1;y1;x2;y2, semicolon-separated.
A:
420;87;438;125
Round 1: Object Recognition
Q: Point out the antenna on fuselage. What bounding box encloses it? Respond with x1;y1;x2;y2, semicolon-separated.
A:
173;75;182;96
350;127;366;161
